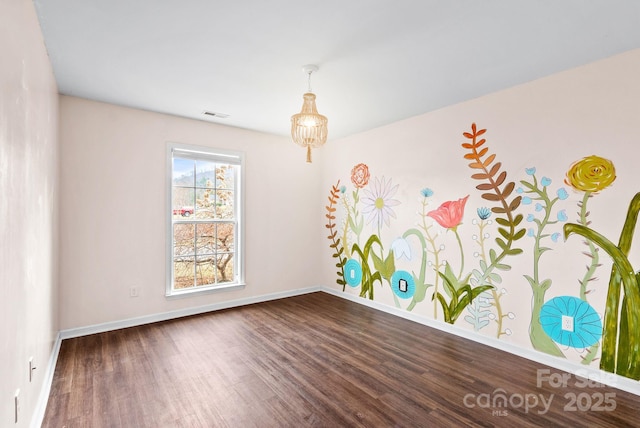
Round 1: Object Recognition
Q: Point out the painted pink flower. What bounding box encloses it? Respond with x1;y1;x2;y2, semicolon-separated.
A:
427;195;469;230
351;163;370;189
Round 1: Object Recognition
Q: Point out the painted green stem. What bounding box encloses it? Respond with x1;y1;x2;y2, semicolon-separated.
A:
453;228;465;279
576;191;602;365
521;177;564;357
528;212;564;356
578;191;599;301
351;235;384;300
403;228;430;312
565;195;640;380
343;188;364;260
433;268;493;324
419;198;442;319
476;220;504;336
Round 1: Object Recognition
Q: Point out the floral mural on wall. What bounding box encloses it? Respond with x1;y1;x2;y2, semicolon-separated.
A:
325;122;640;381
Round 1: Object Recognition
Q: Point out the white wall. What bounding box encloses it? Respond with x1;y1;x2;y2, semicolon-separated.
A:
0;1;59;426
59;97;322;330
320;49;640;378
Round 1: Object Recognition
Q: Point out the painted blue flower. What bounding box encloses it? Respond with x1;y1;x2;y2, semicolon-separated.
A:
522;197;532;205
390;270;416;299
541;177;552;187
339;185;346;194
540;296;602;348
535;203;543;212
557;188;569;200
526;214;535;222
391;237;412;261
557;209;568;222
477;207;491;220
551;232;561;243
421;188;434;198
525;167;536;176
516;187;524;194
344;259;362;287
527;228;535;237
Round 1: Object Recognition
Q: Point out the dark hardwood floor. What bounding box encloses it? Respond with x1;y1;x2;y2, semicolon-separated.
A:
43;292;639;427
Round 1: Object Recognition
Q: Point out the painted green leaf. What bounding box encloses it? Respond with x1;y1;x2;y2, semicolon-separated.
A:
495;218;510;227
523;274;536;289
519;179;534;188
513;228;527;240
489;249;498;264
513;214;524;226
617;297;630;377
498;227;511;241
488;273;502;283
564;221;640;379
495;263;511;271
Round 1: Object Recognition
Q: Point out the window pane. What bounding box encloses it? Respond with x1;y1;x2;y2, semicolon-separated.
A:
173;158;194;187
195;224;216;255
196;255;216;286
174;224;195;256
174;257;195;289
173;187;195;218
217;223;235;252
217;254;234;283
216;164;235;190
195;189;216;219
216;190;234;219
169;146;243;294
196;160;216;188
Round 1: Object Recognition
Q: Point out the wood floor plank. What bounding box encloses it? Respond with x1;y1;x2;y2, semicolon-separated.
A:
43;292;640;427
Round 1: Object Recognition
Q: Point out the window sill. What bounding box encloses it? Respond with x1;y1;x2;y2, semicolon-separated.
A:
165;282;246;299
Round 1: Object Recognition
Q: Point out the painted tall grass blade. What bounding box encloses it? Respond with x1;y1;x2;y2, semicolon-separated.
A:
564;193;640;380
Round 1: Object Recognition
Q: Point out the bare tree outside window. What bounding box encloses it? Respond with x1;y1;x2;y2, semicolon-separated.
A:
170;150;241;292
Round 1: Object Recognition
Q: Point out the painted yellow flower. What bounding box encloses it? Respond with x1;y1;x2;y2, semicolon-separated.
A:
565;155;616;193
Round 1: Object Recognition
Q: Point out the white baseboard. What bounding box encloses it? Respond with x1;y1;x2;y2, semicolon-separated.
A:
34;286;322;426
30;332;62;428
60;286;322;339
321;286;640;396
33;283;639;427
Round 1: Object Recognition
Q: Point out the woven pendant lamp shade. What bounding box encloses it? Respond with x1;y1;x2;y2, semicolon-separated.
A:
290;64;328;163
291;92;328;162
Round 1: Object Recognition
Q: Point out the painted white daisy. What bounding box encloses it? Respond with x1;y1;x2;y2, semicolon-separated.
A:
361;176;400;230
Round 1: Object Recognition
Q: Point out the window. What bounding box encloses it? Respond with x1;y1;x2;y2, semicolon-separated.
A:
167;143;244;296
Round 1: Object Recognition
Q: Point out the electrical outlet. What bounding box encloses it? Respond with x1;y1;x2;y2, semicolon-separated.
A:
129;286;140;298
14;389;19;423
561;315;574;332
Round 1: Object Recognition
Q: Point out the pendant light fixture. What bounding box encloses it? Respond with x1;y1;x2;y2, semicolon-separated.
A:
291;65;328;163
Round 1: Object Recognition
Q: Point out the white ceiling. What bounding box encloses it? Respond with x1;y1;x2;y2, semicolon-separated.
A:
33;1;640;140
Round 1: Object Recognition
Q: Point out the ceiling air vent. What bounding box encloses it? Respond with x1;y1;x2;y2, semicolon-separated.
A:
202;111;229;119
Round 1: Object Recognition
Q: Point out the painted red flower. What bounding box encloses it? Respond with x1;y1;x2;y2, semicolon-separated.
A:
427;195;469;230
351;163;370;189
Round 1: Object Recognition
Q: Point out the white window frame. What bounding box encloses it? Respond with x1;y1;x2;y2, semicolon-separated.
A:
166;142;245;297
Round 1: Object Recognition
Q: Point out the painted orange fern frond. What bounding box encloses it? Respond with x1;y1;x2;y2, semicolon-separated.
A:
326;180;347;289
462;123;525;258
